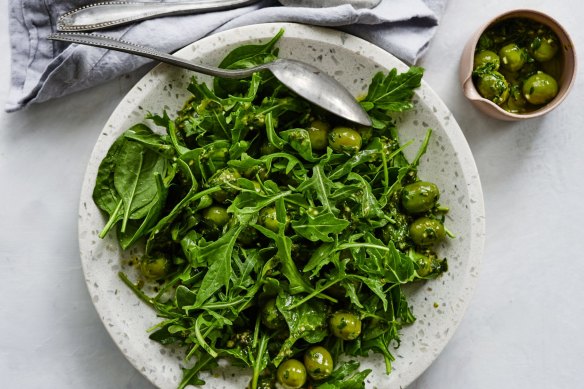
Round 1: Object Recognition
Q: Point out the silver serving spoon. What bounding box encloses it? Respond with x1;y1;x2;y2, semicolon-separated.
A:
57;0;382;32
48;32;372;126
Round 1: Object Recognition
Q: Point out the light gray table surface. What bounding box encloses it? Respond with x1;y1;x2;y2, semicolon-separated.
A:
1;0;582;388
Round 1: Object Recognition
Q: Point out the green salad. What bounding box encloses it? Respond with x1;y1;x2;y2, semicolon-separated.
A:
93;30;450;389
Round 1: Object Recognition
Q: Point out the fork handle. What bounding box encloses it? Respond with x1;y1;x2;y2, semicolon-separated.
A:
57;0;260;31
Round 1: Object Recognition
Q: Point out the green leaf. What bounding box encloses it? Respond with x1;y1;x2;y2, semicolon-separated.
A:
384;241;417;284
316;361;372;389
218;29;284;70
303;242;335;273
93;125;170;240
292;210;350;242
117;172;168;249
280;128;318;162
123;123;175;158
361;66;424;112
193;224;245;307
113;140;167;231
296;164;337;213
274;293;329;366
214;29;284;97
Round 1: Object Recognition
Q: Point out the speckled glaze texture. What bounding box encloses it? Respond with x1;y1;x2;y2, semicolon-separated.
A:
78;23;485;389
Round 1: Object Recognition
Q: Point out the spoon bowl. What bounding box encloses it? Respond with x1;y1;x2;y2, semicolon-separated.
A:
48;32;372;126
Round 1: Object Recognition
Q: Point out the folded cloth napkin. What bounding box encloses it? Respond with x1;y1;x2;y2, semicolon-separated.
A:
6;0;447;112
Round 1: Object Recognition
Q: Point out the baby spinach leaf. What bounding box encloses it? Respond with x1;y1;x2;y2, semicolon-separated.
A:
113;139;167;232
117;172;167;249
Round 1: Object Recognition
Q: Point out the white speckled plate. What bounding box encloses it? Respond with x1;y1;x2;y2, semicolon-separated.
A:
78;23;485;389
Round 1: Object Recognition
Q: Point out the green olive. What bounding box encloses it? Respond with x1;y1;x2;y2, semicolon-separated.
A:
499;43;526;72
473;50;500;70
307;120;330;151
476;71;509;105
140;256;170;280
276;359;307;389
531;37;559;62
261;298;286;330
328;126;362;154
415;254;433;277
201;205;230;228
329;311;361;340
522;72;558;105
207;168;241;203
409;217;446;246
506;85;528;113
259;206;287;233
401;181;440;214
304;346;333;380
410;250;446;277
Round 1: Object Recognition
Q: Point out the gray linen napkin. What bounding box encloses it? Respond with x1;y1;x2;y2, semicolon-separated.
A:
6;0;447;112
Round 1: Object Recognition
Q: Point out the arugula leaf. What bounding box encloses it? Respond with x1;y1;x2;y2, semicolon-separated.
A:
361;66;424;112
316;361;372;389
193;224;245;307
296;164;338;213
292;209;349;242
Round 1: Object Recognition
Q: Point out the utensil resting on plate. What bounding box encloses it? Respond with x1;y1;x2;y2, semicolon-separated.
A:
47;32;372;126
56;0;382;32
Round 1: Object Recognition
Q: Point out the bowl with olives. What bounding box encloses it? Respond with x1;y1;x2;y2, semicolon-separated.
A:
460;9;577;120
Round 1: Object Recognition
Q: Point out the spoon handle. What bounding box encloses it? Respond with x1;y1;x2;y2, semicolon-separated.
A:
57;0;260;31
47;32;261;79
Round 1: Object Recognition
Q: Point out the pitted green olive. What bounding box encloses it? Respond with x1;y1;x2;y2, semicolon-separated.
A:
329;311;361;340
531;37;559;62
506;86;528;113
307;120;330;151
140;256;170;280
304;346;333;380
474;50;500;70
261;298;286;330
328;126;362;154
522;72;558;105
207;167;241;203
401;181;440;214
409;217;446;246
499;43;526;72
476;71;509;105
277;359;307;389
259;206;288;233
201;205;230;228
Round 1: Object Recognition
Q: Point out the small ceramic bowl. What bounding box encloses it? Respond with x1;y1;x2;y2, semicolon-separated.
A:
460;9;577;121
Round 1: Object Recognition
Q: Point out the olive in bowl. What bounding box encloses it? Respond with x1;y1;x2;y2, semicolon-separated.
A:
459;9;576;121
